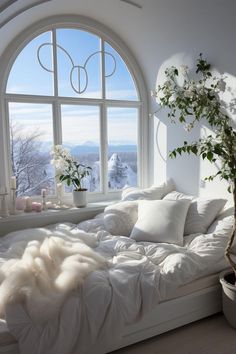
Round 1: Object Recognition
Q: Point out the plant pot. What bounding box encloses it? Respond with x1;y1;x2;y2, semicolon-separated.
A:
220;269;236;328
72;189;87;208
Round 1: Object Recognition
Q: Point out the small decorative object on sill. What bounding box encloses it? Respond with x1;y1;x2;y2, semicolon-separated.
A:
46;201;53;209
10;176;16;189
16;197;26;211
41;189;47;211
24;196;32;212
0;187;9;218
10;176;17;215
51;145;92;208
32;202;42;212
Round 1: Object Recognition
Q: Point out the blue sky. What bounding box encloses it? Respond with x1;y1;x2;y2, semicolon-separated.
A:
7;28;138;145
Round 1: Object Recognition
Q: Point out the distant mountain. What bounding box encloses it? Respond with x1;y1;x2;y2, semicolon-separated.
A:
82;141;99;147
71;144;137;155
38;140;137;155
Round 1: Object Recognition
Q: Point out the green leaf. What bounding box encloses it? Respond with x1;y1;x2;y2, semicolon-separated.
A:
191;146;198;155
207;151;214;161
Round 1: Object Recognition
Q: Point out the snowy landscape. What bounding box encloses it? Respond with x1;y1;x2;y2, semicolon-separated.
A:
11;137;137;196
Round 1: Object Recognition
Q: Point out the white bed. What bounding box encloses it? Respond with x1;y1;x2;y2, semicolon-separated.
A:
0;273;222;354
0;184;234;354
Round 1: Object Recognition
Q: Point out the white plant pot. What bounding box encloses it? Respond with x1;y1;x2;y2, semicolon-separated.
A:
220;269;236;328
73;189;87;208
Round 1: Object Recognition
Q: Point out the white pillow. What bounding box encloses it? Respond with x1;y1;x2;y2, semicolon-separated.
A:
164;191;227;235
207;207;234;234
121;179;175;201
104;201;138;236
130;199;191;245
163;190;193;201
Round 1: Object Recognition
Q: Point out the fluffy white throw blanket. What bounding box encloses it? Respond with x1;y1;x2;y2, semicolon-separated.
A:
0;224;107;324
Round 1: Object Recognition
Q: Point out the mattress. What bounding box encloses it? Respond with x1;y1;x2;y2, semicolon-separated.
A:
0;272;221;348
162;272;221;301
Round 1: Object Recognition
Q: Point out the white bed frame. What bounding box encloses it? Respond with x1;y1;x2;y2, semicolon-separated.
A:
0;284;221;354
102;284;222;353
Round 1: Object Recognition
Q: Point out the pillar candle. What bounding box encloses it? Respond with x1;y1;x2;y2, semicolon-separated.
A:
15;197;26;210
24;197;32;212
32;202;42;212
10;176;16;189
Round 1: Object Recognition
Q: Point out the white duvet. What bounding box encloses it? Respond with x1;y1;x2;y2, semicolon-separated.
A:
0;208;234;354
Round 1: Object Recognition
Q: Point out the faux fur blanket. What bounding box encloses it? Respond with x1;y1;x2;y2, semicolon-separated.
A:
0;224;107;324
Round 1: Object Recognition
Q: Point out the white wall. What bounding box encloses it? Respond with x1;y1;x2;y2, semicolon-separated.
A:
0;0;235;200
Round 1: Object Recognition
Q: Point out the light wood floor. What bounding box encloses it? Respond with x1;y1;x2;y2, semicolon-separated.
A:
111;313;236;354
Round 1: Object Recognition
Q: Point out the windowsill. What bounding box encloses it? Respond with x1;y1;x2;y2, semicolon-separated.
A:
0;201;117;237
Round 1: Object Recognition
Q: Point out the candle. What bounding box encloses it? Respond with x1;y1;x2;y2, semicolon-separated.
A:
24;197;32;212
32;202;42;212
46;201;53;209
41;189;47;197
35;204;42;212
15;197;26;210
10;176;16;189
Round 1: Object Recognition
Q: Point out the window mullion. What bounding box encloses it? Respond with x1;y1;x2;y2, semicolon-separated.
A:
100;39;108;195
52;100;62;146
2;99;11;190
100;104;108;195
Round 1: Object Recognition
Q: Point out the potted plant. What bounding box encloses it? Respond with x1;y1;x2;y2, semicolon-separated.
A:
151;54;236;326
51;145;92;207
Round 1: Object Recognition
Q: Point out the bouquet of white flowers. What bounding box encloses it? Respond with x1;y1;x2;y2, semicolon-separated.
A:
51;145;92;191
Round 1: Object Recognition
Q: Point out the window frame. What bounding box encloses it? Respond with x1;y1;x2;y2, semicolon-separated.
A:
0;15;149;203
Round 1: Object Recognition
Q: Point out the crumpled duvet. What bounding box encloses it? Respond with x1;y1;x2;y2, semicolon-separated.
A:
0;210;234;354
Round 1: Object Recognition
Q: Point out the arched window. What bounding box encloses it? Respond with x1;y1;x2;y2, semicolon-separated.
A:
0;16;148;202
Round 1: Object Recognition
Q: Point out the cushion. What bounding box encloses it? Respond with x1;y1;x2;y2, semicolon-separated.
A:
130;199;191;245
164;191;227;235
121;179;175;201
207;206;234;234
103;201;138;236
163;190;193;201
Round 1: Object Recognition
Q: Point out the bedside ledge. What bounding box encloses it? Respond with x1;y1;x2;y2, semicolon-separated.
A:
0;202;114;237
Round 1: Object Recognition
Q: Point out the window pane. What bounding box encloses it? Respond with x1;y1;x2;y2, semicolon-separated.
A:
61;105;100;192
56;29;102;98
7;32;54;96
107;107;138;190
8;103;55;196
105;42;138;101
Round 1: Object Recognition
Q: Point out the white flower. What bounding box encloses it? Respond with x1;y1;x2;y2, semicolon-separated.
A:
184;122;194;131
164;80;172;88
184;89;194;98
165;66;177;76
217;79;226;92
179;65;189;75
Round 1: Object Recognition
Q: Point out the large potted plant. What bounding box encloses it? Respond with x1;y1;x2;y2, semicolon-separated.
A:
151;54;236;326
51;145;92;207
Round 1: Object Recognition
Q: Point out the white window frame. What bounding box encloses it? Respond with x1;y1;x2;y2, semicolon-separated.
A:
0;15;149;203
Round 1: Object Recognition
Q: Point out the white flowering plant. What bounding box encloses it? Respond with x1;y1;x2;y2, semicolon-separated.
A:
51;145;92;191
152;54;236;276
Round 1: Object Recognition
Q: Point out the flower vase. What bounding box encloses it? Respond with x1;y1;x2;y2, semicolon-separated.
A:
73;189;87;208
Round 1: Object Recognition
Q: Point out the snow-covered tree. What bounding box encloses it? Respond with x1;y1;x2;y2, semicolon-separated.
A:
10;122;54;196
108;153;136;189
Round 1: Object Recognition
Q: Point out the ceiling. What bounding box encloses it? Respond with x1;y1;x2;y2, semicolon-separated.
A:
0;0;52;28
0;0;17;13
